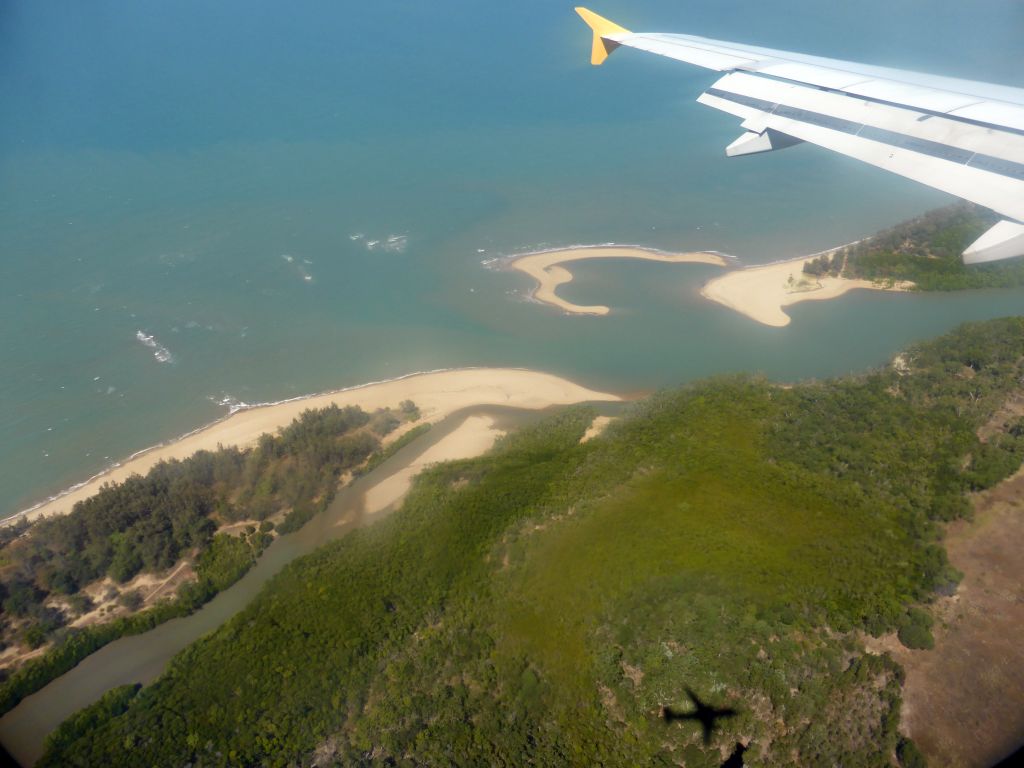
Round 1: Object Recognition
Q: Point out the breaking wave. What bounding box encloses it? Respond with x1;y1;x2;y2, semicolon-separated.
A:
135;331;174;363
209;394;252;415
350;232;408;253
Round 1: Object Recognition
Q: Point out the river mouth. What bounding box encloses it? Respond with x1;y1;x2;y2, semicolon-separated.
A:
0;400;623;767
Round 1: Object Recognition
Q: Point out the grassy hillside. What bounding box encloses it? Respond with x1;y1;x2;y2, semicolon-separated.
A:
42;318;1024;767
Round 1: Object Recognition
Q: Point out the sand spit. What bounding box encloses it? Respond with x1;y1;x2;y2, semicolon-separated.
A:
580;415;615;443
509;246;729;316
362;414;504;515
9;369;620;525
701;245;913;327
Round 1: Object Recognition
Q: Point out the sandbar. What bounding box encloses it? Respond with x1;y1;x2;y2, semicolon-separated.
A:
580;415;614;443
9;369;620;525
700;245;913;327
362;414;504;515
509;246;728;316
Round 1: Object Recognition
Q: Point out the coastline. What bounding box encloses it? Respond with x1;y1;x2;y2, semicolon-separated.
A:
700;242;914;327
0;404;543;768
6;368;621;526
507;245;729;316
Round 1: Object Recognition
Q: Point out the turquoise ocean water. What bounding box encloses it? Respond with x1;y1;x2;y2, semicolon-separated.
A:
2;0;1023;519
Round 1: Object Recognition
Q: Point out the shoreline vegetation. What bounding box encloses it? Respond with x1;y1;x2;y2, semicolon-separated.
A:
815;204;1024;292
6;368;619;527
34;317;1024;767
507;245;729;315
5;206;1024;762
703;204;1024;327
700;243;915;327
506;206;1024;328
0;369;619;721
0;404;391;720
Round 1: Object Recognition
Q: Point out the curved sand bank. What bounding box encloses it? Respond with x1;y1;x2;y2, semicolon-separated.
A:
701;246;913;327
362;414;504;515
10;369;620;525
510;246;728;316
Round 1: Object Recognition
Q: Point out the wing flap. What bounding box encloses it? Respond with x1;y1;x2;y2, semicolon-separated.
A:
698;74;1024;222
574;8;1024;260
845;80;985;113
761;112;1024;222
704;72;1024;162
950;101;1024;131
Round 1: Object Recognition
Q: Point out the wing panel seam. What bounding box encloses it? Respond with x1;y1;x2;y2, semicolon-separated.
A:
704;87;1024;181
715;71;1024;136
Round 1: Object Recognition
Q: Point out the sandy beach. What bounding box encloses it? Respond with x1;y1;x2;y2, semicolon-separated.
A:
509;246;728;316
10;368;620;525
362;414;505;515
580;415;614;443
700;246;913;327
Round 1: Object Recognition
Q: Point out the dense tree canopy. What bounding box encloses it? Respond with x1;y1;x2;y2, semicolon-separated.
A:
804;204;1024;290
39;318;1024;767
0;403;407;715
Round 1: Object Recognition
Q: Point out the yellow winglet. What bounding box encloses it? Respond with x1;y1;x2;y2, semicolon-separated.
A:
575;7;631;66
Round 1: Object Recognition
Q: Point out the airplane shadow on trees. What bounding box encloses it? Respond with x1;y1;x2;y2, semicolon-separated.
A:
660;686;747;766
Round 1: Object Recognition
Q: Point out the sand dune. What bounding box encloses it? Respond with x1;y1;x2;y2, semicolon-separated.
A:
510;246;728;316
362;414;504;515
580;415;614;443
10;369;620;525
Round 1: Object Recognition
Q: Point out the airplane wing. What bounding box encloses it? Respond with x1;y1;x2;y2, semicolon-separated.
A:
575;7;1024;264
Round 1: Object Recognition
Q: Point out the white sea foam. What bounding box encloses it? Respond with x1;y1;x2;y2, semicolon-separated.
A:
280;254;314;283
358;233;408;253
483;242;740;272
135;330;174;363
209;394;252;414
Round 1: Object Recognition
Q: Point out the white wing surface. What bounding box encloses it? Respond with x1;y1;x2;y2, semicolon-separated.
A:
575;7;1024;263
